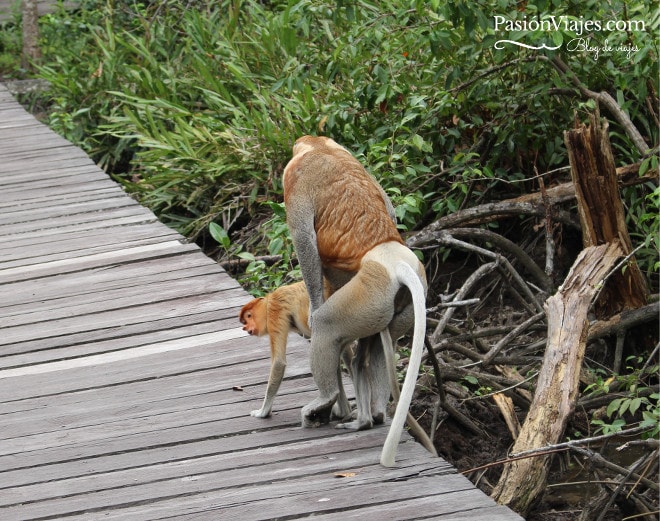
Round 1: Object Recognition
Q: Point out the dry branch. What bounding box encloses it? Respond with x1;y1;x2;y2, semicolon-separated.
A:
587;301;659;341
441;227;552;292
407;201;578;248
549;56;650;154
511;162;658;206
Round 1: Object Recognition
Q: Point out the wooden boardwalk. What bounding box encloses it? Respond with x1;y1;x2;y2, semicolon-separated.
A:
0;84;522;520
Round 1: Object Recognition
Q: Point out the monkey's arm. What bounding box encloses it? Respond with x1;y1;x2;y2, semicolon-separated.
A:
251;300;290;418
287;200;325;315
377;185;397;225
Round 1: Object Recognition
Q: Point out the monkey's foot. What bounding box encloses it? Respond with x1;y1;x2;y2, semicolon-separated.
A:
301;399;334;428
335;418;373;431
250;408;272;418
331;398;353;421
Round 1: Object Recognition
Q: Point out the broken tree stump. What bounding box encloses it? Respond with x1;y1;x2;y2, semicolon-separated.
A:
564;113;649;316
491;241;623;516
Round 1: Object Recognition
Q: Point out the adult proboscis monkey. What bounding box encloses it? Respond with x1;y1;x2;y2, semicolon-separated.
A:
283;135;428;467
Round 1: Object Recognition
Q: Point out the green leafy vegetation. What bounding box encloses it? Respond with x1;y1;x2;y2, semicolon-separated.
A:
586;356;660;439
8;1;657;293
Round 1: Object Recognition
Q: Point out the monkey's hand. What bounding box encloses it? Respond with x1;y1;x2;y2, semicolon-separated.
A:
250;408;272;418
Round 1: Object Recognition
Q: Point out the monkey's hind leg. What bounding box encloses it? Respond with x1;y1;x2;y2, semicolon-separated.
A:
330;345;355;420
335;336;376;431
301;310;350;428
301;336;342;427
331;366;351;420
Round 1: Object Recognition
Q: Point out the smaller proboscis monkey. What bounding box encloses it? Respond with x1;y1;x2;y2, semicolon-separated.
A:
239;281;437;457
239;281;352;420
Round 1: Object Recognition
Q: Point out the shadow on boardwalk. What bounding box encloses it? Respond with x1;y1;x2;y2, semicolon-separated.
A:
0;84;523;520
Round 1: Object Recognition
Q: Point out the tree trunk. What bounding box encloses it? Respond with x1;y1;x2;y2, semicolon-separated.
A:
564;113;649;316
491;242;623;516
21;0;41;71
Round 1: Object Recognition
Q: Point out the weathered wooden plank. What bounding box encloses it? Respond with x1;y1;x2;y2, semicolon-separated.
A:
0;425;356;491
0;143;81;162
0;331;277;413
0;240;197;283
1;206;156;236
315;502;524;521
0;310;238;369
0;345;289;427
0;303;235;359
0;249;213;304
0;442;456;520
0;184;121;209
0;168;104;188
3;272;239;327
0;289;246;348
0;194;138;226
0;388;319;467
0;154;96;173
0;163;96;187
0;179;121;205
12;473;483;521
0;213;165;242
0;223;181;266
0;433;435;506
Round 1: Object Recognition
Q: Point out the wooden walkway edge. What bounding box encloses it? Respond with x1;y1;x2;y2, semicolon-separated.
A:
0;84;523;520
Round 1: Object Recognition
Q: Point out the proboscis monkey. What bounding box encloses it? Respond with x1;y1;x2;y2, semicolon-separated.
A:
283;135;428;467
239;280;352;419
239;280;437;458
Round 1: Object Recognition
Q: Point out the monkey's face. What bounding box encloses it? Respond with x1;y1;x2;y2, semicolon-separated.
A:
239;298;267;336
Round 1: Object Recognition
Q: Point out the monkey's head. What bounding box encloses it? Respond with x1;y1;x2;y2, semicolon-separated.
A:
239;298;268;336
292;135;351;158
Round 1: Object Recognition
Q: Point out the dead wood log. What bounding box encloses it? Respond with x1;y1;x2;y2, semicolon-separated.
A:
491;241;623;516
564;113;649;315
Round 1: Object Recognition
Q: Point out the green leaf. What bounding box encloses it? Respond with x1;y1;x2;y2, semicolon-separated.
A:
607;398;624;418
209;222;230;248
628;397;643;416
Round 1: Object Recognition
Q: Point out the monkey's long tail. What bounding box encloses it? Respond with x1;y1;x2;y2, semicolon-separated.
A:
380;329;437;458
380;262;427;467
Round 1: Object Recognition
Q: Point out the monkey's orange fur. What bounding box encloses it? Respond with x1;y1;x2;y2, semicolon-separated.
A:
239;281;351;419
240;282;312;344
283;136;402;273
